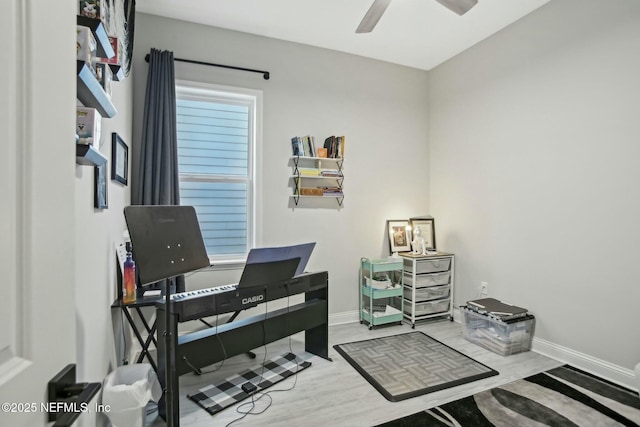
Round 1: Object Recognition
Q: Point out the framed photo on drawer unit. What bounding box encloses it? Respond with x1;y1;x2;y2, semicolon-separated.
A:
387;220;411;253
410;217;436;251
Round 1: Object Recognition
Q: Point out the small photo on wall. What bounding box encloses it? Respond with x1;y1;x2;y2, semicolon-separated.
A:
111;132;128;186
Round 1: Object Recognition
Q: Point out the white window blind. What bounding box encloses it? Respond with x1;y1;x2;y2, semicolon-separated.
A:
176;83;257;260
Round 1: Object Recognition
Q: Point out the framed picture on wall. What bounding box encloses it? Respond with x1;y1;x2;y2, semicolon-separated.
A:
94;163;108;209
111;132;128;185
387;220;411;253
409;216;436;251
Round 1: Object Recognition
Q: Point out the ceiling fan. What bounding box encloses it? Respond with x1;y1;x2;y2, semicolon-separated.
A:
356;0;478;33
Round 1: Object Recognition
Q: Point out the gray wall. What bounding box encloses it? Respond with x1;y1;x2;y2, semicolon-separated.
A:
74;37;134;427
429;0;640;372
132;14;431;315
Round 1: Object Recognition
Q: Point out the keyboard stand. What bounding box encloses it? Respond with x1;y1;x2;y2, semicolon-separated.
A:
111;292;163;372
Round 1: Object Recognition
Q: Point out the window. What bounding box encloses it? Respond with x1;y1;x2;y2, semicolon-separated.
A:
175;81;260;262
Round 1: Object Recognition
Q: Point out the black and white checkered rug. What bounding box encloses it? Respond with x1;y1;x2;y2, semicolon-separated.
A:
187;352;311;416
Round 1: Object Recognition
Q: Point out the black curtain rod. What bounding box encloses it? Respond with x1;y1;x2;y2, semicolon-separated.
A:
144;53;270;80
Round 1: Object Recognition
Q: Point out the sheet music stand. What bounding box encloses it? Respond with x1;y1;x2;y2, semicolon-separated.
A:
237;258;300;288
245;242;315;277
123;205;210;427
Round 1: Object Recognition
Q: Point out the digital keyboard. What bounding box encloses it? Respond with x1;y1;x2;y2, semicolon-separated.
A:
169;284;238;301
161;272;327;322
157;270;330;426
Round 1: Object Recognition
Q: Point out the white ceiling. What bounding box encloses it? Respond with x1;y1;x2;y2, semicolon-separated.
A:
136;0;551;70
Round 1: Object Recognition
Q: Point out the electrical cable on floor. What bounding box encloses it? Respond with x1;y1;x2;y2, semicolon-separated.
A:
189;313;227;375
259;285;301;394
224;285;303;426
186;313;229;414
225;287;273;427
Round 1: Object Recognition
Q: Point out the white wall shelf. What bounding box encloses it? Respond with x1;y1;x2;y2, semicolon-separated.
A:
290;155;344;206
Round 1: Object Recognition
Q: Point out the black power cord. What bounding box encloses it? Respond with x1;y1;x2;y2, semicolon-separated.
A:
184;313;228;376
225;286;271;427
225;282;304;426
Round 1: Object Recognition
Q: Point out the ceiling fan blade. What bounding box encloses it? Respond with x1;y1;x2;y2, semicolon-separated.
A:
356;0;392;33
434;0;478;15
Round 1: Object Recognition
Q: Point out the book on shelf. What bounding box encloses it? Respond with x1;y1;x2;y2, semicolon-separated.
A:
322;187;343;196
302;135;311;157
319;169;342;177
291;136;304;156
323;135;345;159
466;297;528;321
323;136;338;158
307;135;316;157
291;135;318;157
299;187;323;196
298;168;320;176
292;135;344;159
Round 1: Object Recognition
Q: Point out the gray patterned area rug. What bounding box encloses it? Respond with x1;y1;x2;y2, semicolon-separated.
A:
377;365;640;426
334;331;498;402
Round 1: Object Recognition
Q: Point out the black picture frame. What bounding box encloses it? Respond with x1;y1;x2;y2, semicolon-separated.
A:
94;163;108;209
111;132;128;185
409;216;436;251
386;220;411;253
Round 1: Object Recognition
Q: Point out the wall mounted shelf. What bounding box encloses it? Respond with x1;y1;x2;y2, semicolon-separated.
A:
76;144;107;167
290;156;344;206
77;61;117;118
76;15;115;59
109;64;125;81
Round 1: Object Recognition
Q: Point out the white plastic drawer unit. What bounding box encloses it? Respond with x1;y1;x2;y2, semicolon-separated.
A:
403;284;450;302
403;271;450;288
401;252;455;326
403;298;451;316
403;257;451;274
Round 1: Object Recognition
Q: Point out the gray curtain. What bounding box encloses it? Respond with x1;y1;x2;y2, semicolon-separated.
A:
134;48;185;292
134;48;179;205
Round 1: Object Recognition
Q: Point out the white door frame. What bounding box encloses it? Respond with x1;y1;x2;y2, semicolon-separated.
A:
0;0;77;425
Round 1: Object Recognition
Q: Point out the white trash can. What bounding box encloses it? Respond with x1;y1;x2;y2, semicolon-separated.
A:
101;364;162;427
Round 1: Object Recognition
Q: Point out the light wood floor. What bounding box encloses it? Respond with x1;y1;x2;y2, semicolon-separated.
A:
148;319;562;427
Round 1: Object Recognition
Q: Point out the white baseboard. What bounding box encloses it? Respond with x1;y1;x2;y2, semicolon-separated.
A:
452;305;462;323
532;337;637;391
453;305;637;391
329;310;359;326
330;307;463;327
